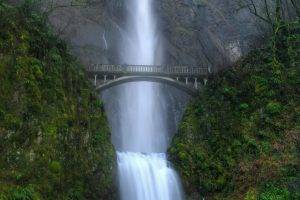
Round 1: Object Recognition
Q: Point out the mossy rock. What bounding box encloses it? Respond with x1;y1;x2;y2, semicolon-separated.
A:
0;2;116;199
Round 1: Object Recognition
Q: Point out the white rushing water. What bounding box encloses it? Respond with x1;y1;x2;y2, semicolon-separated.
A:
118;152;183;200
112;0;184;199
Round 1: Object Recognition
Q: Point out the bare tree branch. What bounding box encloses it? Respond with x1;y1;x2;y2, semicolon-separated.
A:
263;0;272;22
290;0;300;17
248;0;273;25
44;0;91;16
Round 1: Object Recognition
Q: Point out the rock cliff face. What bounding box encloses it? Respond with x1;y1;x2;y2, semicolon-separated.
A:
42;0;124;65
10;0;299;69
8;0;271;70
158;0;266;70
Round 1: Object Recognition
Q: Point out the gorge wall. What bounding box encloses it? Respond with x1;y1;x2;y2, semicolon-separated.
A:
0;2;116;198
9;0;272;69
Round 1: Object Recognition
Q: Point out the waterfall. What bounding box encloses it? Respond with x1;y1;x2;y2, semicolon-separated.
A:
103;0;184;199
117;152;183;200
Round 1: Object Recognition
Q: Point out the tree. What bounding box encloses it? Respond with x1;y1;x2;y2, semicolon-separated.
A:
238;0;299;29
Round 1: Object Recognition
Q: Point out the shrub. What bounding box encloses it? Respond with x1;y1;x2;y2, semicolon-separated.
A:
49;161;62;174
259;185;290;200
8;185;40;200
265;102;282;115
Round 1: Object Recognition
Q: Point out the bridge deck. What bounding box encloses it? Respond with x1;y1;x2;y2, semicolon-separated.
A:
87;64;209;77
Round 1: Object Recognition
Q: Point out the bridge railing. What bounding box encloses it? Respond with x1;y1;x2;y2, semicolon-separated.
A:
87;64;209;76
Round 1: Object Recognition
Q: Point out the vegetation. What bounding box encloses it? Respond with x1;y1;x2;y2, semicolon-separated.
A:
0;1;115;199
169;4;299;200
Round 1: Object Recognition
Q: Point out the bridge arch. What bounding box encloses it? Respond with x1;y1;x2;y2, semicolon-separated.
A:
87;64;210;97
95;76;200;96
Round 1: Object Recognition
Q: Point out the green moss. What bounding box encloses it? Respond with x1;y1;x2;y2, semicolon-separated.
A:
0;2;115;199
245;188;258;200
266;101;282;115
239;103;249;110
0;185;41;200
169;17;299;200
49;161;62;174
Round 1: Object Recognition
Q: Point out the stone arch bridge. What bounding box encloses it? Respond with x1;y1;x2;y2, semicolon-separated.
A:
86;64;211;96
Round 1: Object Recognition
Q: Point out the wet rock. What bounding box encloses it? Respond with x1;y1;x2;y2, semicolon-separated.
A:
9;0;292;70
